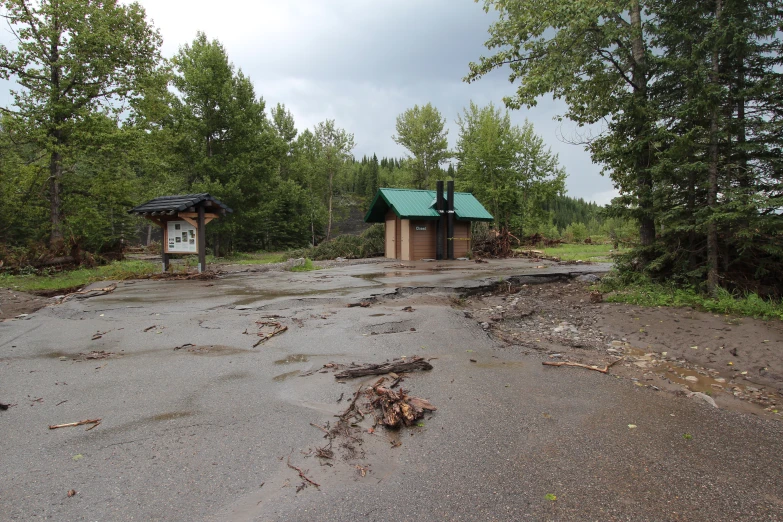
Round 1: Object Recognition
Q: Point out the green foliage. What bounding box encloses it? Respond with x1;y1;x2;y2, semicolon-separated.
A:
599;274;783;321
468;0;783;297
563;222;588;243
289;258;318;272
0;260;158;293
0;0;164;244
393;103;450;189
454;102;565;235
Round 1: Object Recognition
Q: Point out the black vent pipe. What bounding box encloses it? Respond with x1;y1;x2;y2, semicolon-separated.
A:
436;180;444;260
447;180;455;260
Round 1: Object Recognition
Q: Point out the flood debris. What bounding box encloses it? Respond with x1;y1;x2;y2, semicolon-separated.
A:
334;356;433;379
90;331;107;341
249;320;288;347
139;270;222;281
49;418;101;430
0;402;10;411
401;306;415;312
143;325;156;332
347;301;372;308
369;378;437;428
60;283;117;302
286;455;320;490
173;343;194;350
79;350;113;360
542;358;623;374
67;489;77;497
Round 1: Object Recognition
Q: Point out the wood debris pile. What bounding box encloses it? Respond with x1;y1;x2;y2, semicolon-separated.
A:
333;356;432;379
368;378;437;428
139;270;222;281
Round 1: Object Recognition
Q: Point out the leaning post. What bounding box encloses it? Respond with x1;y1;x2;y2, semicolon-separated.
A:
197;206;206;273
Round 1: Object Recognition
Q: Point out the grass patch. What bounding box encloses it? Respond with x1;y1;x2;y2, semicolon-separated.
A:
183;251;290;266
532;243;627;263
0;260;159;294
289;258;319;272
599;275;783;320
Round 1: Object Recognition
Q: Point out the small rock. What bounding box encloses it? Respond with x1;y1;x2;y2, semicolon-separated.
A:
52;295;66;300
684;376;699;383
576;274;600;283
480;322;490;331
687;391;718;408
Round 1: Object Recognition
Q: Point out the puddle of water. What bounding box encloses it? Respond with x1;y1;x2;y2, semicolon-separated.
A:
274;354;310;365
623;346;729;394
273;370;300;382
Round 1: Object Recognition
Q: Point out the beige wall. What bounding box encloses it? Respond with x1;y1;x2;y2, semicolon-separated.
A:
384;209;396;258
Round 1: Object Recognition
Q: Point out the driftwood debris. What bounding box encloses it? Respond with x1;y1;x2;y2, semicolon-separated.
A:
369;380;436;428
252;320;288;347
48;418;101;430
334;356;433;379
286;455;320;489
61;283;117;302
346;301;371;308
542;357;623;374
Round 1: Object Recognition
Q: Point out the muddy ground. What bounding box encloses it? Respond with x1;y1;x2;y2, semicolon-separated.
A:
466;280;783;418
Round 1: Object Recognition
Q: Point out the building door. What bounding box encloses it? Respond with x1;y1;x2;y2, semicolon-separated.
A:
395;216;402;259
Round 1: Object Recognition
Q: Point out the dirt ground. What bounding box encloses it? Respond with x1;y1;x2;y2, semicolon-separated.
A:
465;280;783;419
0;288;51;321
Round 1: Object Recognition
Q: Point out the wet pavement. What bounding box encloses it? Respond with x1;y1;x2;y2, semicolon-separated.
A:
1;258;782;521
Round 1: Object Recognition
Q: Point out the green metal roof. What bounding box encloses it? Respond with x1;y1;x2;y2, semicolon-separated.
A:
364;188;494;223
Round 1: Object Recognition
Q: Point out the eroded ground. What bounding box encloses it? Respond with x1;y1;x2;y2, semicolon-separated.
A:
1;260;782;521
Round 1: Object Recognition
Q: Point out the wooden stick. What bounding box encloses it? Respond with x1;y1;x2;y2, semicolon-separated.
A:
542;357;624;374
309;422;330;435
286;456;320;488
48;419;101;430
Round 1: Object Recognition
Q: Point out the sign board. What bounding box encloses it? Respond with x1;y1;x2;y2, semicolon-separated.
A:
415;226;427;231
166;220;197;253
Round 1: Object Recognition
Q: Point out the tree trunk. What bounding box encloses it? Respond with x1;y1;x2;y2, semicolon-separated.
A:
629;1;655;247
49;148;64;246
146;224;152;246
326;171;333;240
706;0;723;295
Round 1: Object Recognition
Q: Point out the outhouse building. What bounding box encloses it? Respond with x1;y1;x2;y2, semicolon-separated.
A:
364;182;493;261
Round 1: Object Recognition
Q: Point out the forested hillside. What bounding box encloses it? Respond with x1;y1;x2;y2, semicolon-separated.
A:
0;3;568;260
2;0;780;298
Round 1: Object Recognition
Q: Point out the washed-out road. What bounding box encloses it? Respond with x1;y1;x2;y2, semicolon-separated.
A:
1;259;781;521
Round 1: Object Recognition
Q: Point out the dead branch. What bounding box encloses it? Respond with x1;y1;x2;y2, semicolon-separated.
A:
334;356;433;379
61;283;117;302
252;320;288;347
542;357;624;374
309;422;330;435
48;419;101;430
286;456;320;488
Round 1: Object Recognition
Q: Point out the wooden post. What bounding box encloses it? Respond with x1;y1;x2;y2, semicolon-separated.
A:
160;223;169;272
197;206;206;273
447;180;455;260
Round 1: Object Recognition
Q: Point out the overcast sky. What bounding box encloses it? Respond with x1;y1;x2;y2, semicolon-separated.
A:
1;0;617;204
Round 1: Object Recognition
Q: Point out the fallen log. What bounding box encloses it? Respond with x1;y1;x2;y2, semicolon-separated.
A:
542;357;623;374
334;356;433;379
252;320;287;347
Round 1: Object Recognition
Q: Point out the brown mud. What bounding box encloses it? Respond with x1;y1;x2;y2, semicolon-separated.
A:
465;280;783;419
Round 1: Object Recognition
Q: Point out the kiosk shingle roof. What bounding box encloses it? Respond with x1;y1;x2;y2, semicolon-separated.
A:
128;194;232;215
